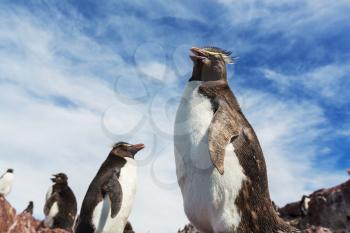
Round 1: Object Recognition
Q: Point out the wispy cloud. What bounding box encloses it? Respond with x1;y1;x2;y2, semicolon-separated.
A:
238;89;347;203
0;1;349;232
262;63;350;105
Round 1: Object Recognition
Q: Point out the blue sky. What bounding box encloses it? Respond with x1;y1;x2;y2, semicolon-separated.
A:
0;0;349;232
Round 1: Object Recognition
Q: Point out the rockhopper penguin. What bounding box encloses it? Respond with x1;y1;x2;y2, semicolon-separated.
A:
74;142;144;233
0;168;14;197
44;173;77;231
174;47;297;233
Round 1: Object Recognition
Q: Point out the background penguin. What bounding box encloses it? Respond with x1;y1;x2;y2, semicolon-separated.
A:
123;221;135;233
23;201;34;215
74;142;144;233
0;168;14;197
300;195;311;217
44;173;77;231
174;46;296;233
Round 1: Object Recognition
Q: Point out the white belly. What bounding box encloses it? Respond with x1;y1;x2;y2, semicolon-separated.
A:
44;202;59;227
0;173;14;196
93;158;137;233
174;81;246;233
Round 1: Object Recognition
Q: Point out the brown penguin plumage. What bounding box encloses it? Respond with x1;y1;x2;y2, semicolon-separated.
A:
175;46;299;233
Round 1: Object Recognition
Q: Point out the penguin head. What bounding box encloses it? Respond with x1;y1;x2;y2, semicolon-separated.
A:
190;46;235;82
111;141;145;159
51;173;68;184
6;168;14;173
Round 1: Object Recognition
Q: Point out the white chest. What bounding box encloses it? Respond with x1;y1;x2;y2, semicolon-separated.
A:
174;81;246;233
93;158;137;233
44;185;59;227
174;81;214;171
0;173;14;196
44;202;59;227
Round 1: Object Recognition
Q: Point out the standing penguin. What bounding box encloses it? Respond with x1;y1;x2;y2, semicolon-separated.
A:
44;173;77;231
23;201;34;215
174;47;296;233
0;168;14;197
74;142;144;233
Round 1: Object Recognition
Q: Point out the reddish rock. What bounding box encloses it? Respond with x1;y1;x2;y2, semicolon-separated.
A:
278;177;350;232
7;212;41;233
0;196;16;232
279;200;302;219
0;197;70;233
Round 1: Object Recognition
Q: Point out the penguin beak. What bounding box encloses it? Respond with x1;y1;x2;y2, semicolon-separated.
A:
51;174;57;182
128;143;145;156
190;47;208;62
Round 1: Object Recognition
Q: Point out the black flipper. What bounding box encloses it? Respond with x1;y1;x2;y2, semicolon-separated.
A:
102;168;123;218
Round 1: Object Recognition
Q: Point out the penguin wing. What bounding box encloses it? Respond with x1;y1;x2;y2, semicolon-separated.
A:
198;80;240;174
102;169;123;218
44;193;58;216
208;99;240;175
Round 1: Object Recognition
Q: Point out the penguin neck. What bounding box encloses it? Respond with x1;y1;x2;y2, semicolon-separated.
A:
189;62;227;82
107;153;127;163
101;154;127;171
54;182;68;189
2;172;14;181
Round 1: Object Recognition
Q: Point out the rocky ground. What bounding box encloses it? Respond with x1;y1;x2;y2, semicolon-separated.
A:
0;196;69;233
278;173;350;233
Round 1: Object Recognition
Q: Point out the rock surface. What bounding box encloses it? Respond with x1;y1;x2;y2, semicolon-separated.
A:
279;176;350;232
0;196;16;232
0;196;69;233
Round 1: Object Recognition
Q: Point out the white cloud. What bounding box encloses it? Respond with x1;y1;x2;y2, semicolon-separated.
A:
217;0;350;37
0;2;348;233
237;88;347;204
262;63;350;105
0;5;187;233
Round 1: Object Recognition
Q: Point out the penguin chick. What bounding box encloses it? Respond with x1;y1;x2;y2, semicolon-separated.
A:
74;142;144;233
0;168;14;197
23;201;34;215
44;173;77;231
